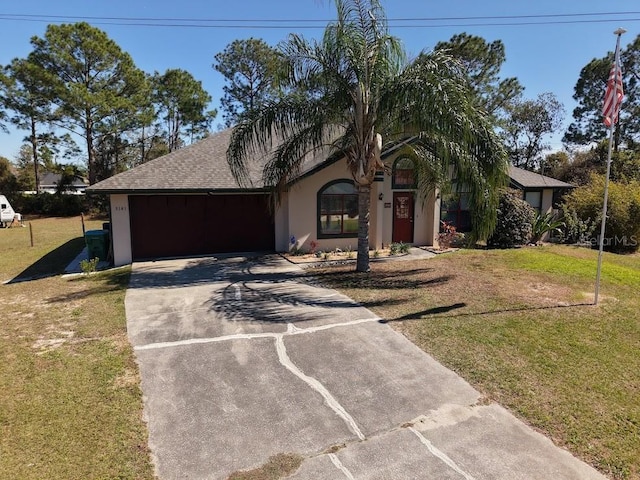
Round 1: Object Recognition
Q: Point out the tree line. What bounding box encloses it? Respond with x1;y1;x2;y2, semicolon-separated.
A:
0;22;215;191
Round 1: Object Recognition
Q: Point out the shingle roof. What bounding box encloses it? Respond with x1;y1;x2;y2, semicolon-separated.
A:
509;166;573;189
40;172;88;188
86;128;333;194
92;131;571;195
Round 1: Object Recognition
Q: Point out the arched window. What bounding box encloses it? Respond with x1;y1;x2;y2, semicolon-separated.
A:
317;180;358;238
392;157;416;189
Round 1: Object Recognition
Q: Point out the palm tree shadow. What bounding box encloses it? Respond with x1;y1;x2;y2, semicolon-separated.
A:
385;301;593;323
380;303;467;323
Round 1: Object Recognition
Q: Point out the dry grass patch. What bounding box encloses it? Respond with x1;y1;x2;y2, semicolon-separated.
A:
310;245;640;480
227;453;303;480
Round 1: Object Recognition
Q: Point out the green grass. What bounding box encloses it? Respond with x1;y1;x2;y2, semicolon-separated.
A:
0;216;103;282
312;245;640;480
0;216;154;479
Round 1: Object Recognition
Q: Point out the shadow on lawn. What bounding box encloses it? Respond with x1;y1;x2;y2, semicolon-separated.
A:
46;268;131;303
7;237;85;284
379;303;468;323
385;301;593;323
312;267;452;290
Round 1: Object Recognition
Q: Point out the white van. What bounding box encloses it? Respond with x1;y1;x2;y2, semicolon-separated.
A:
0;195;20;227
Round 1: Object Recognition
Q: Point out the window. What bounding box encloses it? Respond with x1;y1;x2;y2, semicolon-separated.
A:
524;190;542;213
440;183;472;232
317;180;359;238
392;157;416;189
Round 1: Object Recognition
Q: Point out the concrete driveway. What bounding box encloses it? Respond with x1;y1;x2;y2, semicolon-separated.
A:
125;254;606;480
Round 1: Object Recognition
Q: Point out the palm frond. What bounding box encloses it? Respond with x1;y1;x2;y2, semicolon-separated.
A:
378;49;508;240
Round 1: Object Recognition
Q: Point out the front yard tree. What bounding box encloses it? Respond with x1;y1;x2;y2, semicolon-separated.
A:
433;33;523;121
213;38;285;127
2;57;55;192
501;92;565;171
227;0;507;273
29;22;148;185
152;69;215;152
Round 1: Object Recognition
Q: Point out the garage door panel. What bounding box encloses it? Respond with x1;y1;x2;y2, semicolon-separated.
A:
129;195;274;260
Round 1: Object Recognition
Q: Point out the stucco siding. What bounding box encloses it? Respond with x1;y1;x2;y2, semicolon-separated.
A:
280;156;437;253
285;160;369;253
541;189;554;215
274;192;290;252
110;194;132;266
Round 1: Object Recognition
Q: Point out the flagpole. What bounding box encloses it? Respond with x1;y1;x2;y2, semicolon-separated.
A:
594;28;626;306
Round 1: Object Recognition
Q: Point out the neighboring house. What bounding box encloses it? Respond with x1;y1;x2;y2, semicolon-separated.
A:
86;129;570;266
440;166;573;234
508;165;573;215
39;172;89;195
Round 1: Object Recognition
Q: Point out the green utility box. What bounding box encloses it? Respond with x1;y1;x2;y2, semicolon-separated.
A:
85;229;109;261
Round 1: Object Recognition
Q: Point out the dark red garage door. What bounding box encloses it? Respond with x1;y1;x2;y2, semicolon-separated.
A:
129;194;274;260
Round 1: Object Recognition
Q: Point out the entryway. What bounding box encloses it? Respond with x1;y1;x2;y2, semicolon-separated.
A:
392;191;414;243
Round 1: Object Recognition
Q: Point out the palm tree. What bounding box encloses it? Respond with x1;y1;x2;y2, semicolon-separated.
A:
227;0;508;272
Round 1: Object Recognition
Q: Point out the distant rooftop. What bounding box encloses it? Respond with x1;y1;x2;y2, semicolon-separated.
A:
509;166;573;189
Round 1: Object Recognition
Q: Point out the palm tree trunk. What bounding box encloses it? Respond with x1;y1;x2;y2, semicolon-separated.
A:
356;184;371;272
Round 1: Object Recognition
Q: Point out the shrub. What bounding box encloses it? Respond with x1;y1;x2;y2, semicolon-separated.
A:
80;257;99;274
487;189;535;248
556;205;599;245
561;174;640;253
530;212;565;244
438;221;465;249
389;242;410;255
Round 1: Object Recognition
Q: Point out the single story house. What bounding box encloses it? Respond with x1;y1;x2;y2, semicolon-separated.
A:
87;129;572;266
508;165;573;215
39;172;88;195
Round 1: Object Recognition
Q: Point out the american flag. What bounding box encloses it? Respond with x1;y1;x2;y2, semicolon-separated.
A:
602;47;624;127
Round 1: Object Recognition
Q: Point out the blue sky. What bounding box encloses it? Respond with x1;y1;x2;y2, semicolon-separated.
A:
1;0;639;162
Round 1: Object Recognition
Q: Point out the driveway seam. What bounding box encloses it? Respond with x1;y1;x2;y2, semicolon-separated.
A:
409;426;477;480
133;317;382;351
275;334;366;441
328;453;356;479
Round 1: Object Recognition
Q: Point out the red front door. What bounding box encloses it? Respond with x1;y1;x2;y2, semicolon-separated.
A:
392;192;414;243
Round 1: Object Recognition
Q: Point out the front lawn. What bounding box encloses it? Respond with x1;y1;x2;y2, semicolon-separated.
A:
311;245;640;480
0;217;154;479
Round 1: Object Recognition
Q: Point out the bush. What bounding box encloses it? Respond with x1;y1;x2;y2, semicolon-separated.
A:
389;242;410;255
487;189;535;248
556;205;599;245
438;221;465;249
561;174;640;253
